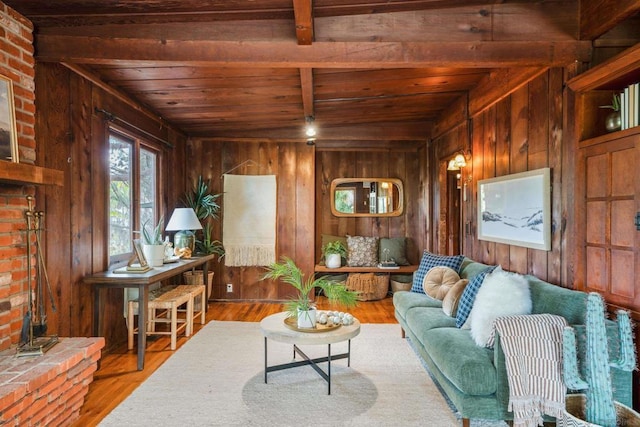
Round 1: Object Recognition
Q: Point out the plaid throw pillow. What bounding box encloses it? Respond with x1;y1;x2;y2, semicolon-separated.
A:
410;251;464;294
455;266;497;328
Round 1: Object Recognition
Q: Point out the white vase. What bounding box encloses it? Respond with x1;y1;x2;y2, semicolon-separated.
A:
297;307;317;329
325;253;341;269
142;244;165;267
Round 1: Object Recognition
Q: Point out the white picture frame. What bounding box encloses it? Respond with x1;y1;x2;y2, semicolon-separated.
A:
0;75;18;163
477;167;551;251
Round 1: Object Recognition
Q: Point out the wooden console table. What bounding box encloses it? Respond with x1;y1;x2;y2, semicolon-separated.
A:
314;265;418;274
84;254;214;370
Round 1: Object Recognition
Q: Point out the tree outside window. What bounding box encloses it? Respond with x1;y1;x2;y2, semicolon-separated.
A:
108;129;160;264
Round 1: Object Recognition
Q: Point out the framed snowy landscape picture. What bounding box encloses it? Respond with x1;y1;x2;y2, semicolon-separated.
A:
477;168;551;251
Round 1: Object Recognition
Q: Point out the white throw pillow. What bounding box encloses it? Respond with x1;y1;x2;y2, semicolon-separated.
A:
468;267;532;347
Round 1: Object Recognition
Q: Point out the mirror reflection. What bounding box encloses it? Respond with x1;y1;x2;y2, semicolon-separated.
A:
330;178;403;217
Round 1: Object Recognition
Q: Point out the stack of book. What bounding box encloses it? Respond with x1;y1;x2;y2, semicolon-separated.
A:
620;82;640;130
378;261;399;269
114;263;152;274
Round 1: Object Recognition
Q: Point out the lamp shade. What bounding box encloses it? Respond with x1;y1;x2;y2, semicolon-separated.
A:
165;208;203;231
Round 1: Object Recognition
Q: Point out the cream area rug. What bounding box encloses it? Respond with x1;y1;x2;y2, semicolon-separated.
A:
100;321;507;427
222;174;276;267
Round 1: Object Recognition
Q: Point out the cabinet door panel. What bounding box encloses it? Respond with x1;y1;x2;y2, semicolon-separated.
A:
580;136;640;308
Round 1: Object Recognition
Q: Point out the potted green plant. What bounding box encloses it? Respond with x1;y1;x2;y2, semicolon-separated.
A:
262;257;358;328
322;240;347;269
141;216;165;267
184;175;221;222
181;176;224;297
599;93;621;132
182;176;224;256
196;222;225;258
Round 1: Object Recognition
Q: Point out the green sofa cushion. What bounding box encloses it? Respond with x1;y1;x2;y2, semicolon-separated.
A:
393;290;442;319
422;327;497;396
459;257;493;280
405;306;456;334
527;276;586;324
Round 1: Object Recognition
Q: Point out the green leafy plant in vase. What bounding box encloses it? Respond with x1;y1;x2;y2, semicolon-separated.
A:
322;240;347;269
197;222;225;258
182;175;224;257
599;93;621;132
262;257;358;328
141;216;165;266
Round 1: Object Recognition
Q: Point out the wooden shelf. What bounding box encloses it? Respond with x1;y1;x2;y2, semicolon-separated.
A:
579;126;640;148
568;43;640;92
314;264;418;274
0;162;64;186
568;43;640;142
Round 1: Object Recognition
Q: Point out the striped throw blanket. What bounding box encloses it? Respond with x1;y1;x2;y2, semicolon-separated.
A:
487;314;568;427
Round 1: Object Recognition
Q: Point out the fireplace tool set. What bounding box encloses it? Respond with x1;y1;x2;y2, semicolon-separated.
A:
17;195;58;357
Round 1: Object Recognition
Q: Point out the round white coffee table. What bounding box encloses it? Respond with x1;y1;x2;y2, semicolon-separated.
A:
259;311;361;395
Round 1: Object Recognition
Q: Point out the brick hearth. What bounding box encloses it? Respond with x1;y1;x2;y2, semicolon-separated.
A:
0;337;104;425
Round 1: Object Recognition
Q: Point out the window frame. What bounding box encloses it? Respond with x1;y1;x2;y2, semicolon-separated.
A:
107;125;164;266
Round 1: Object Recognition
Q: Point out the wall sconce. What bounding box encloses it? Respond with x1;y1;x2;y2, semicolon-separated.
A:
447;151;471;171
305;116;316;138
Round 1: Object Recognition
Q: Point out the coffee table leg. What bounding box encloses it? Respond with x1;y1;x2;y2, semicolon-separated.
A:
347;339;351;367
264;337;268;384
328;343;332;395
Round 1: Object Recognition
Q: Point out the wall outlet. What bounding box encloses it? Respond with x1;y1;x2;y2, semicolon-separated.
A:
226;283;233;293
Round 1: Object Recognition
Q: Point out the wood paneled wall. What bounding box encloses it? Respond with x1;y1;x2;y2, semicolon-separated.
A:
431;68;575;287
315;149;425;265
34;62;187;351
186;139;315;301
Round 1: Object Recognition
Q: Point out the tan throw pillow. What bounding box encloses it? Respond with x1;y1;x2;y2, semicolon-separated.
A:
442;279;469;317
346;236;379;267
422;266;461;300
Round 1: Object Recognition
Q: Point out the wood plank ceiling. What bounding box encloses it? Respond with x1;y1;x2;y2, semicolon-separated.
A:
5;0;639;145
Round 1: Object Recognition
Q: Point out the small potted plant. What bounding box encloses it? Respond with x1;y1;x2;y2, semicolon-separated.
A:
322;240;347;269
141;216;165;267
262;257;358;328
599;93;621;132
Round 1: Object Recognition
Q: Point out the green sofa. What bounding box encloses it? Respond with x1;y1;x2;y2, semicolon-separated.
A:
393;257;632;424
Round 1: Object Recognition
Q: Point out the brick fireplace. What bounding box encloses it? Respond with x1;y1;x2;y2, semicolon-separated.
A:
0;3;103;424
0;1;38;352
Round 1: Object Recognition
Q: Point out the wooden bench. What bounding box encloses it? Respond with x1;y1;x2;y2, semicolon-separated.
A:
314;265;418;300
314;265;418;274
128;286;193;351
173;284;206;335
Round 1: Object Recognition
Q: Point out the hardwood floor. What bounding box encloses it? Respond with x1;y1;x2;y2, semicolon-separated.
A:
73;296;398;426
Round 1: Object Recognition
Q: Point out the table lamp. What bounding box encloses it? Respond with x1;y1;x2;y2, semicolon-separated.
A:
165;208;202;256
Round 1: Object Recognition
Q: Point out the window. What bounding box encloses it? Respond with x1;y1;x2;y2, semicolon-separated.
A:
108;128;161;264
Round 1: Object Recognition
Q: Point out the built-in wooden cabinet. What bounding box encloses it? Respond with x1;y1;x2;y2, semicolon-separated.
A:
569;43;640;312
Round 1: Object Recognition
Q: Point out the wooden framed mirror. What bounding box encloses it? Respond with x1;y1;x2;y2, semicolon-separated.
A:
330;178;404;217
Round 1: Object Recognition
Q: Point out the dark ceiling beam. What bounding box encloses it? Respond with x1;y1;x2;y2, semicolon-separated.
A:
293;0;314;45
299;68;315;118
579;0;640;40
10;0;532;26
35;36;592;68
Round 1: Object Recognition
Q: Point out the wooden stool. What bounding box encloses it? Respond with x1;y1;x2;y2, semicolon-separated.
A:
174;284;206;335
127;286;194;351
